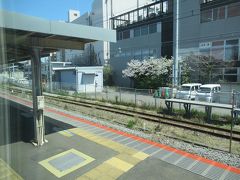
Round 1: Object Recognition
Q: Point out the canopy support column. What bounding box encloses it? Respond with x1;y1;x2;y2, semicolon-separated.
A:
31;48;46;146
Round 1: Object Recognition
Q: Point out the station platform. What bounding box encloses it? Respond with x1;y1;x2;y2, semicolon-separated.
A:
0;94;240;180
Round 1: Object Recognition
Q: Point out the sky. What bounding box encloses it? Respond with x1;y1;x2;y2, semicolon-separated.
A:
0;0;94;21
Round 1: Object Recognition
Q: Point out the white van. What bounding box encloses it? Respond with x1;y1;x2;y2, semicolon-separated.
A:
176;83;202;100
195;84;221;103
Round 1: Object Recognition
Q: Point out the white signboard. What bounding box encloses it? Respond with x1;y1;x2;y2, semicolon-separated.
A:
37;96;45;110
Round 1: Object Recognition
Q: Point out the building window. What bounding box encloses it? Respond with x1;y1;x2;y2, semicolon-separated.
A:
149;48;157;58
201;9;212;23
149;23;157;34
218;6;226;19
142;48;149;58
200;47;211;57
117;32;123;41
227;2;240;18
134;27;141;37
213;6;225;21
163;1;168;13
225;39;239;61
224;68;238;82
141;25;148;36
202;0;213;3
211;41;224;61
134;49;142;59
125;50;132;57
122;30;130;39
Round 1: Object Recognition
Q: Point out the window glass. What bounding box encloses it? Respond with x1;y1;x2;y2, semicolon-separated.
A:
134;49;142;59
149;23;157;34
133;10;138;22
213;6;225;20
141;48;149;58
117;32;122;40
149;48;157;57
212;47;224;61
225;68;237;74
163;1;168;13
213;8;218;21
218;6;225;19
225;46;239;61
134;27;141;37
141;25;148;36
200;48;211;57
224;75;237;82
225;39;239;61
226;39;238;46
122;30;130;39
201;9;212;23
125;50;132;57
143;8;148;19
227;2;240;17
212;41;224;46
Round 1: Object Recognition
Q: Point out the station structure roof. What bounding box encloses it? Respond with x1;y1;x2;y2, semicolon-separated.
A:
0;10;116;64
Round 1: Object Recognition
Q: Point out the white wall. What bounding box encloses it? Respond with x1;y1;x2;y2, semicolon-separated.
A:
68;9;80;22
72;12;90;25
77;66;103;92
69;0;153;65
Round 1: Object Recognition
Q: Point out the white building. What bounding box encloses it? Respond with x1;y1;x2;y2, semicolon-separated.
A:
70;0;154;65
68;9;80;22
53;66;103;93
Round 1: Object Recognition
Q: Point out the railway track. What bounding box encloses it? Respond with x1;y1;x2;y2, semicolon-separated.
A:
47;95;240;141
4;86;240;142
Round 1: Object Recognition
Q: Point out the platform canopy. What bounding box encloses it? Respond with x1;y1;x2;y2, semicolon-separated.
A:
0;9;116;146
0;10;116;64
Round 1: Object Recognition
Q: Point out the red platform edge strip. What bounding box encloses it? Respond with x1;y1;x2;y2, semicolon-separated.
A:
2;93;240;175
47;108;240;175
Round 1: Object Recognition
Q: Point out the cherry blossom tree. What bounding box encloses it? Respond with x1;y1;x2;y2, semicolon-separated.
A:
122;57;173;88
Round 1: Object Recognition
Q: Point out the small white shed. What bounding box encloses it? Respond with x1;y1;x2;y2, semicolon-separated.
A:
53;66;103;93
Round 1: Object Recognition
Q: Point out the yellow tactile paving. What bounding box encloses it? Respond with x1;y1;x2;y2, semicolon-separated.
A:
115;154;141;165
0;159;23;180
58;130;73;137
39;149;95;178
133;151;150;160
71;127;150;180
70;128;139;154
105;157;134;172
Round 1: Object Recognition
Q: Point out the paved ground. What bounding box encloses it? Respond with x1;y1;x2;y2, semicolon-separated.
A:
84;91;233;116
0;95;240;180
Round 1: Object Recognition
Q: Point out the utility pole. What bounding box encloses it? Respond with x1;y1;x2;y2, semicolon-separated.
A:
173;0;180;87
49;55;53;92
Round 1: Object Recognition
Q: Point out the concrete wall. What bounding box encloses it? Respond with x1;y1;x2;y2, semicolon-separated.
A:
176;0;240;84
72;12;90;25
59;70;77;90
68;9;80;22
71;0;153;66
54;67;103;92
110;31;162;87
177;0;240;53
77;66;103;93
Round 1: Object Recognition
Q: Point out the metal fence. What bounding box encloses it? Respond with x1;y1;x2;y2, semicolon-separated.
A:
1;77;240;108
234;91;240;109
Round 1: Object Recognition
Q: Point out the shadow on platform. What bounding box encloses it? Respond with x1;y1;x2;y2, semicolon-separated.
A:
0;97;74;146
